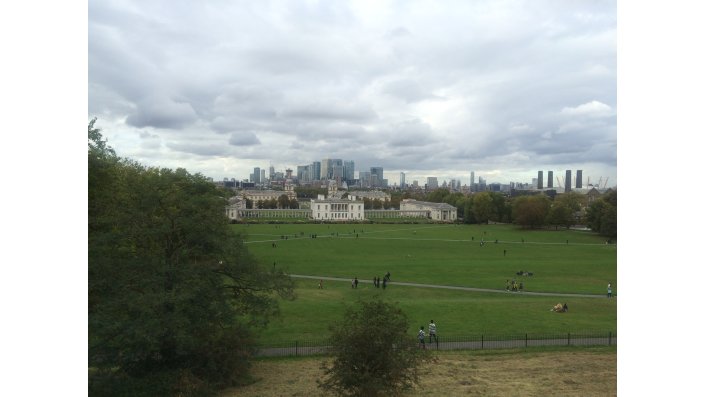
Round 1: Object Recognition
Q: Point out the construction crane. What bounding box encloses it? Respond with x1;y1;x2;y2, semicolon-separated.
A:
555;176;562;189
602;177;609;189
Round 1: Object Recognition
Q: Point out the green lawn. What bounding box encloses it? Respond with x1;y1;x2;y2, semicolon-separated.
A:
232;223;617;345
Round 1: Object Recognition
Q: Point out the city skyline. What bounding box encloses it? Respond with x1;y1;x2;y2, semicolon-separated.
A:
238;159;612;190
89;1;617;186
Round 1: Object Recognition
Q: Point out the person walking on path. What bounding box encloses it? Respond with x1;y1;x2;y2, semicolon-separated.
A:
382;277;387;290
351;279;355;288
354;277;359;289
506;279;510;292
428;320;438;344
418;326;426;349
318;279;323;289
607;283;612;298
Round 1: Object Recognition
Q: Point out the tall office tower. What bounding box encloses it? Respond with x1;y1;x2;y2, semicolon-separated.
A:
331;159;343;179
576;170;583;189
297;165;309;182
565;170;572;192
537;171;544;190
343;160;355;182
471;171;475;185
285;168;293;179
253;167;261;184
311;161;321;181
359;171;371;188
370;166;384;187
547;171;553;188
260;169;266;184
320;159;331;180
400;172;406;188
269;166;275;180
427;177;438;190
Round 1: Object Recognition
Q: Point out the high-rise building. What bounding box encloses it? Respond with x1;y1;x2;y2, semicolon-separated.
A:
321;158;343;180
400;172;406;188
260;169;266;184
269;166;275;180
547;171;553;188
370;167;383;187
311;161;321;181
297;165;310;182
565;170;572;192
427;177;438;190
253;167;261;184
471;171;475;186
359;171;371;187
320;159;331;180
343;160;355;183
538;171;544;190
576;170;583;189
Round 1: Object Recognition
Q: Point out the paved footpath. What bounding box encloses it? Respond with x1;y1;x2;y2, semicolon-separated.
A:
289;274;609;299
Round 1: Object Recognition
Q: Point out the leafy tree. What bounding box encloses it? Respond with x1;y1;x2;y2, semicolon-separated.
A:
547;202;573;229
427;188;450;203
290;198;299;209
512;194;551;228
586;190;617;238
277;194;289;209
88;120;294;396
372;198;383;209
318;299;429;396
472;192;496;224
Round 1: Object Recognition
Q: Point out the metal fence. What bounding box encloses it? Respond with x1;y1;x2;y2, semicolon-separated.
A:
254;330;616;357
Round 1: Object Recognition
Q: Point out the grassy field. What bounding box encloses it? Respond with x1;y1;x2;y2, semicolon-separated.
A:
232;223;617;344
222;346;617;397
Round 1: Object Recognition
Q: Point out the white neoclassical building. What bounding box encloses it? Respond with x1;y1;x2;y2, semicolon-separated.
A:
400;199;457;222
311;194;365;221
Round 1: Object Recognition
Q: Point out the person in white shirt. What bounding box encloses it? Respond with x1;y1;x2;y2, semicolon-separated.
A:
428;320;437;344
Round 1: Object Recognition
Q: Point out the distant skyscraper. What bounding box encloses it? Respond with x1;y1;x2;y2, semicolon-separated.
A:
343;160;355;182
400;172;406;188
269;165;275;180
260;169;266;183
565;170;572;192
370;167;383;187
320;159;331;180
311;161;321;181
253;167;261;184
471;171;475;186
359;171;371;187
427;177;438;190
547;171;553;188
576;170;583;189
537;171;544;190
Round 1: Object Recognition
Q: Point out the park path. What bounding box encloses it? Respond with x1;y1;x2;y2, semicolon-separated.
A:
289;274;609;299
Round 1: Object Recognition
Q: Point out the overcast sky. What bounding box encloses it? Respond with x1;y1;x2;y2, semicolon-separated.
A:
88;0;616;187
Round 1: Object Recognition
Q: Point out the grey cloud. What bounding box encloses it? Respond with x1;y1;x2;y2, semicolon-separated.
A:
229;132;261;146
166;142;230;157
126;95;199;129
280;100;377;121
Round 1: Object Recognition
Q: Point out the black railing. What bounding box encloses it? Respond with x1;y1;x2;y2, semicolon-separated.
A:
254;330;616;357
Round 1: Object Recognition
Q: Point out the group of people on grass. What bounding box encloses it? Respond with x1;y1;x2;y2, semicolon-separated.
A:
418;320;438;349
506;279;524;292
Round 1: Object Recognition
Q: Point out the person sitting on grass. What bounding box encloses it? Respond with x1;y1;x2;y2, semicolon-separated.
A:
551;303;565;312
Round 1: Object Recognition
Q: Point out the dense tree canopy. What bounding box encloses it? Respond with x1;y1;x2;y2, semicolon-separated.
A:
586;189;617;238
88;119;294;395
512;194;551;228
